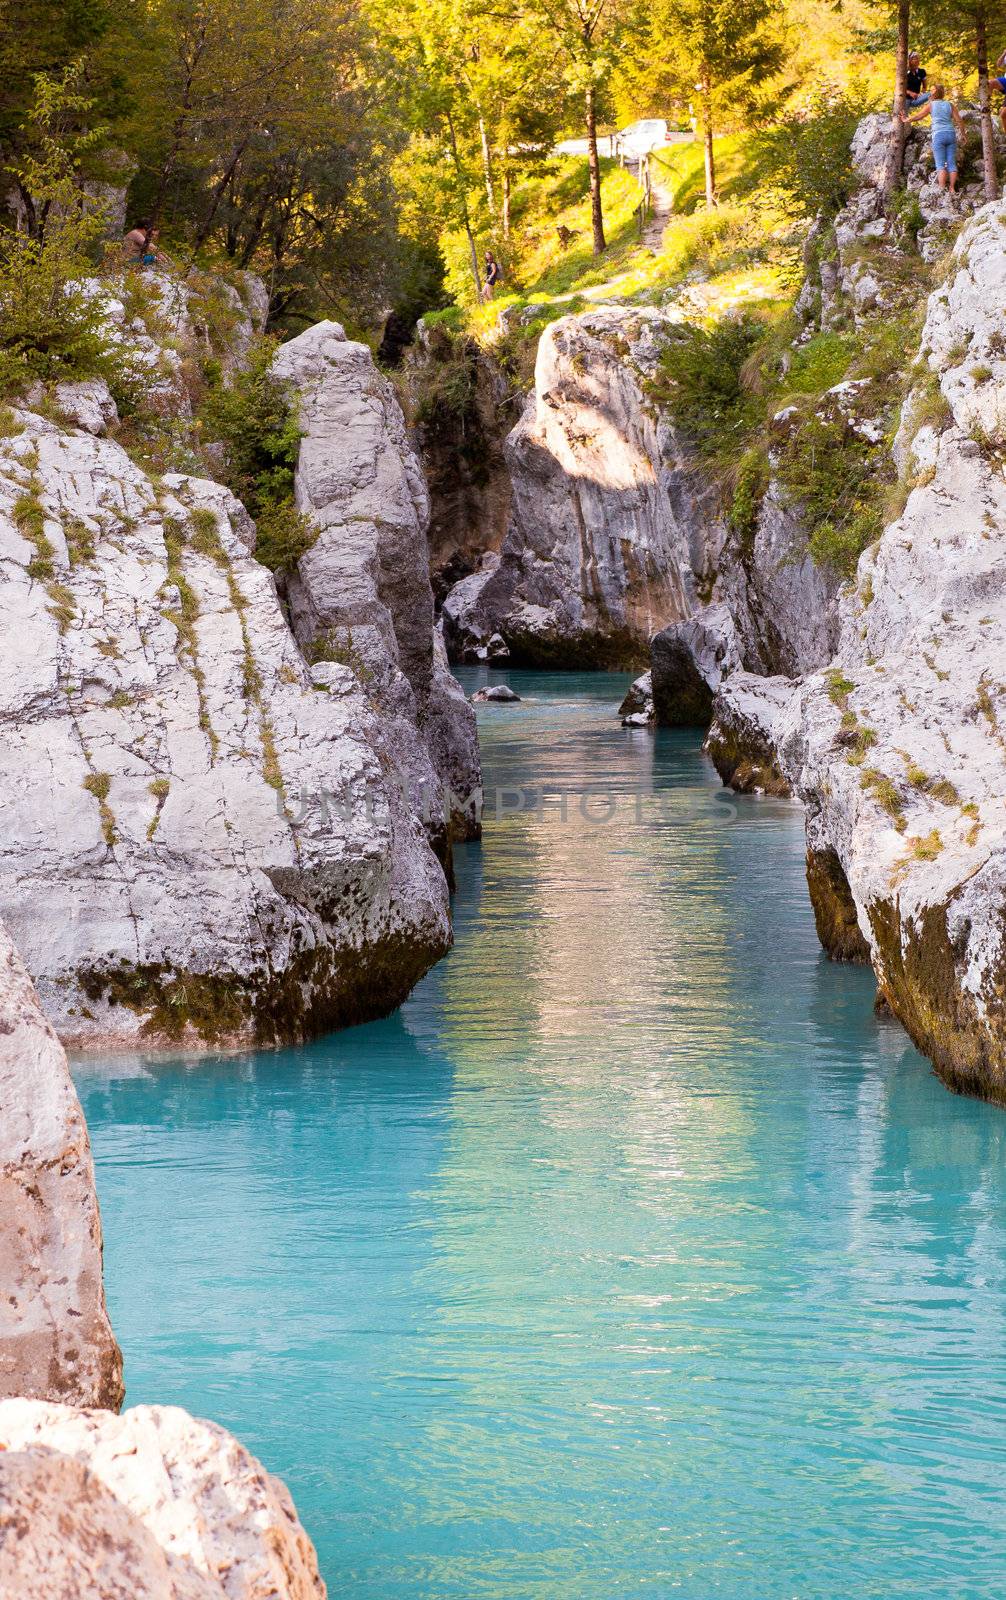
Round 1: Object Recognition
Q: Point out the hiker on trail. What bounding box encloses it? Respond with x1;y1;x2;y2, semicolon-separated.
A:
902;85;965;198
905;51;930;109
481;250;501;302
994;49;1006;133
123;222;165;267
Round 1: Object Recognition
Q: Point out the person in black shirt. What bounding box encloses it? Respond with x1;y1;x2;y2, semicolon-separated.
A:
906;52;930;110
482;251;501;302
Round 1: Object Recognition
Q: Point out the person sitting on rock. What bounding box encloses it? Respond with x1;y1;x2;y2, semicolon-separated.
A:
905;51;930;110
902;85;965;199
123;222;166;268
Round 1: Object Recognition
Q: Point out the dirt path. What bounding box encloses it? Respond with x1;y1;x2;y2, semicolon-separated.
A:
640;176;673;252
549;174;674;306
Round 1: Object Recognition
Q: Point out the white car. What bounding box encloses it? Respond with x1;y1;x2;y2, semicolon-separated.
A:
616;119;669;157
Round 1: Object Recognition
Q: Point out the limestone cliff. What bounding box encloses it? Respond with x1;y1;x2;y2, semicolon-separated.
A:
706;146;1006;1104
407;321;515;605
0;285;477;1051
441;301;841;676
444;306;721;667
272;322;482;858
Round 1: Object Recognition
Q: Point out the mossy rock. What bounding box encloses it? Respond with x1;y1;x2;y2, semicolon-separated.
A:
502;622;649;673
805;847;870;963
868;894;1006;1106
705;714;790;797
77;919;450;1051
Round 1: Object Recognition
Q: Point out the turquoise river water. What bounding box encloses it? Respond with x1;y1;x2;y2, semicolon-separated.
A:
75;670;1006;1599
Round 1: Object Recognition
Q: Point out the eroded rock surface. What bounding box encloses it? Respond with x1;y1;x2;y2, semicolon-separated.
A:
0;1399;326;1600
0;407;451;1049
713;199;1006;1102
408;322;515;604
443;301;842;690
272;322;482;852
444;307;722;668
0;926;122;1409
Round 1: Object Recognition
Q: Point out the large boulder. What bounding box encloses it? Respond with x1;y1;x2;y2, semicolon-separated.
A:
444;306;720;668
0;410;451;1049
0;1399;326;1599
272;322;481;851
651;603;743;725
0;924;122;1409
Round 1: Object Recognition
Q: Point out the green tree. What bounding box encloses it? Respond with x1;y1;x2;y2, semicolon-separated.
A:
0;66;121;392
521;0;634;253
649;0;787;207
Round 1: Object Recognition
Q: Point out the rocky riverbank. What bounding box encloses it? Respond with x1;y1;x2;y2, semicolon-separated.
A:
0;914;326;1594
681;123;1006;1104
427;112;1006;1105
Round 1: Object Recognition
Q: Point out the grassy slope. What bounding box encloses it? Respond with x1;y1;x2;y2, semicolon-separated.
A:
443;133;801;347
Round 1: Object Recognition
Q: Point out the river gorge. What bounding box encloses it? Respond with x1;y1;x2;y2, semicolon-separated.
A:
75;671;1006;1599
7;102;1006;1597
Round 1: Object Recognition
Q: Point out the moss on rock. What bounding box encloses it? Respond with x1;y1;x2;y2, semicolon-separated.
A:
806;846;871;963
76;915;451;1051
867;895;1006;1105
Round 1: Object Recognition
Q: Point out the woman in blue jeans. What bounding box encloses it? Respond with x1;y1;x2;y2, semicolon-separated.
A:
903;84;965;197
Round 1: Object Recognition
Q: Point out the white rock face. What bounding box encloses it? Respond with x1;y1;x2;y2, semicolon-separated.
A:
272;322;481;848
53;378;120;437
0;924;122;1408
0;408;451;1049
710;195;1006;1100
457;306;715;667
704;671;797;796
443;304;841;689
81;269;267;420
0;1399;326;1599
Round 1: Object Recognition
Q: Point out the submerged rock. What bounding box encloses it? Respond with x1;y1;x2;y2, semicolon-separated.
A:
617;670;653;721
472;683;520;703
0;1399;326;1599
0;924;122;1409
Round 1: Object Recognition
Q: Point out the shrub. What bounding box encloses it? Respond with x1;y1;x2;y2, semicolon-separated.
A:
751;89;866;220
254;503;318;573
199;338;317;573
775;411;886;575
727;446;769;547
649;315;763;462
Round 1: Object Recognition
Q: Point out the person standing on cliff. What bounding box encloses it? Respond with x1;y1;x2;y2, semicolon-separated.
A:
994;48;1006;133
902;85;965;198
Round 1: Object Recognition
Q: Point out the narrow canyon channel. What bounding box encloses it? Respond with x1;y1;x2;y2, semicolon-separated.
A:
75;671;1006;1600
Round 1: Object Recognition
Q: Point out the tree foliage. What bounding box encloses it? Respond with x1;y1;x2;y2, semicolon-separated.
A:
0;65;125;392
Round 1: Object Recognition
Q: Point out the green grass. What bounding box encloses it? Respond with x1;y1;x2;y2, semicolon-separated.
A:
456;134;794;334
